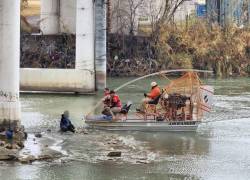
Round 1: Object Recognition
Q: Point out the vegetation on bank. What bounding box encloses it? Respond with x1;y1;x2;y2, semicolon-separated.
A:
108;21;250;77
21;35;75;69
108;0;250;77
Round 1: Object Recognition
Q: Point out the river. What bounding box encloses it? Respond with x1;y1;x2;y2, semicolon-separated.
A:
0;77;250;180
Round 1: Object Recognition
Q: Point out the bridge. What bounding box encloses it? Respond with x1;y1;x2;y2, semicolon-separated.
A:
0;0;106;127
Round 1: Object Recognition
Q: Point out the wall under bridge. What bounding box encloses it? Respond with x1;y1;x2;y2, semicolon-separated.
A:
20;0;106;93
20;69;95;93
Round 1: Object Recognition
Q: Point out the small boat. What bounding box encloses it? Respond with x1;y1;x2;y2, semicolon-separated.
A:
85;69;214;132
85;118;200;132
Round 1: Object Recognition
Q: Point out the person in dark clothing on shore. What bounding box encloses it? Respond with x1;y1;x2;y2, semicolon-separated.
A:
60;110;75;133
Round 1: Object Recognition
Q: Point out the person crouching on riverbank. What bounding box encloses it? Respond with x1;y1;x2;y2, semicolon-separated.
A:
60;110;75;133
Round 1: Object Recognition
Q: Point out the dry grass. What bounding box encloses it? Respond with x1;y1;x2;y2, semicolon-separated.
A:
155;21;250;76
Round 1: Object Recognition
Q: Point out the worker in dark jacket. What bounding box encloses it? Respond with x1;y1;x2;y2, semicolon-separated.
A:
60;110;75;133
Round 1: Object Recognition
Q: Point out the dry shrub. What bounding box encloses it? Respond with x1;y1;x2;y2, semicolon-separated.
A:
155;21;250;76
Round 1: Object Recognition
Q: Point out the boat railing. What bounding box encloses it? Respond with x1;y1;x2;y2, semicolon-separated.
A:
123;117;200;125
168;120;198;125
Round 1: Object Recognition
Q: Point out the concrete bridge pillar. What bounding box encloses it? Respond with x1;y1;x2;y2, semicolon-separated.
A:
95;0;107;90
40;0;60;35
75;0;95;73
0;0;21;128
60;0;76;34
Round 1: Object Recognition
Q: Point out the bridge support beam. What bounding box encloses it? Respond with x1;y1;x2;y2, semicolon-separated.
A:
60;0;76;34
40;0;60;35
75;0;95;76
0;0;21;128
95;0;107;90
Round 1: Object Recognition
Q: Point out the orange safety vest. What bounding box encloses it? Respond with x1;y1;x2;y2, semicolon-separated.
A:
148;86;161;99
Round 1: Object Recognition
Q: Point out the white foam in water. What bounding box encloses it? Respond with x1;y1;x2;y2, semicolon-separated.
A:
49;138;68;156
66;134;160;164
216;95;250;102
117;135;140;150
147;152;158;161
214;94;250;110
114;135;159;163
214;101;233;109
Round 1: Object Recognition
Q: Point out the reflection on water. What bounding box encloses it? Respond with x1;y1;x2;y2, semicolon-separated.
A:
137;132;209;156
1;77;250;180
21;94;99;131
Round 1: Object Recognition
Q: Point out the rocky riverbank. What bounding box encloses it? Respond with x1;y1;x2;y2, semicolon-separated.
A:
0;127;91;164
0;133;64;164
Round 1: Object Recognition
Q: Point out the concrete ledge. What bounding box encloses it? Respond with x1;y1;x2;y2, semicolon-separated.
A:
20;68;95;93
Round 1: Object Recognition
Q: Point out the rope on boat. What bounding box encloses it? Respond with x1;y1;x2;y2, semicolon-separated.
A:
86;69;213;116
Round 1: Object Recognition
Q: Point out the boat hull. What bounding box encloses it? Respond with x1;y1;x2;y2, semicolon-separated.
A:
85;119;200;132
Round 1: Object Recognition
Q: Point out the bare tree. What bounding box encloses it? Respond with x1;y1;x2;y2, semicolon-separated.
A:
108;0;188;61
111;0;146;35
127;0;145;35
161;0;187;23
111;0;130;34
151;0;188;29
148;0;164;32
148;0;188;40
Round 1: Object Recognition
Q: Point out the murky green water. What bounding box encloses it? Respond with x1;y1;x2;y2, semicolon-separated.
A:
1;77;250;180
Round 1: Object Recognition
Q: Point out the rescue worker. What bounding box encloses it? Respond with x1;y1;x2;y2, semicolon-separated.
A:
60;110;75;133
110;90;122;113
5;128;13;145
103;88;111;107
104;87;110;96
102;90;122;118
137;82;161;112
